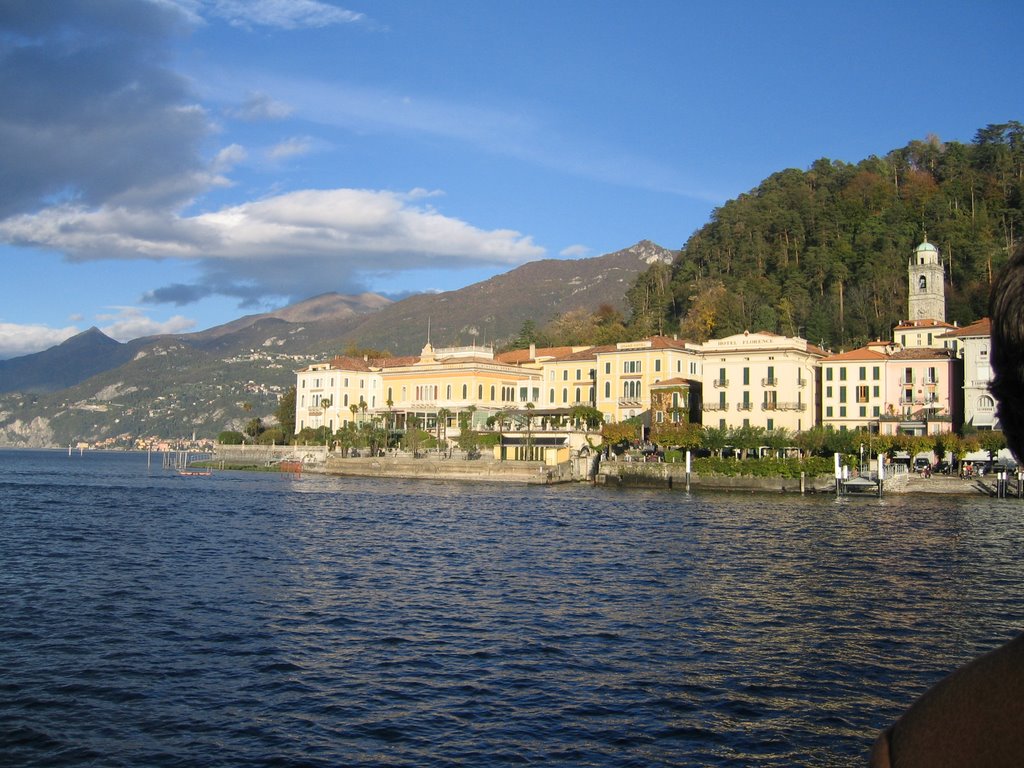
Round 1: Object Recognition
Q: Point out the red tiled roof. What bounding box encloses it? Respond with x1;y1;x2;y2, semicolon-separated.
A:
823;347;890;362
941;317;990;337
888;347;957;361
893;318;957;331
494;346;583;364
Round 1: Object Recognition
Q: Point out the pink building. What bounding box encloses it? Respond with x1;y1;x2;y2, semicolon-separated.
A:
880;348;960;436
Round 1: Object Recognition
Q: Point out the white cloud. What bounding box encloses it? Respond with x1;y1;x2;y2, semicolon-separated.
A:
0;187;546;303
560;244;591;258
0;322;80;360
267;136;316;161
228;92;294;121
95;307;196;341
197;0;364;29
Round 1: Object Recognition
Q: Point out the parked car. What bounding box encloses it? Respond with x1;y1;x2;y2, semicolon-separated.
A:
934;460;951;475
913;457;931;471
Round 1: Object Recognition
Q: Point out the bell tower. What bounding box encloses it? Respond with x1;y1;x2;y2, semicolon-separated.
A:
908;238;945;322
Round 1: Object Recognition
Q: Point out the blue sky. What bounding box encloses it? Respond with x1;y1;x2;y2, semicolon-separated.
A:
1;0;1021;358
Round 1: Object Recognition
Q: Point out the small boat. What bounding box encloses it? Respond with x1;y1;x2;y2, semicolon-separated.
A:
178;468;212;477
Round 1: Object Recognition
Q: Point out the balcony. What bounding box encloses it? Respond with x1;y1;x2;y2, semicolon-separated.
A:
763;401;804;411
737;402;753;411
618;398;644;408
761;377;778;387
702;402;729;412
713;378;729;388
796;378;807;388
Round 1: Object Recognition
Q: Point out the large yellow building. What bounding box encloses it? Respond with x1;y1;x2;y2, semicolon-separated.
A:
591;336;702;425
697;331;825;432
296;343;543;436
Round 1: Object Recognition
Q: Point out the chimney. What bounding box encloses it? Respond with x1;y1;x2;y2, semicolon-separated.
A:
529;343;536;360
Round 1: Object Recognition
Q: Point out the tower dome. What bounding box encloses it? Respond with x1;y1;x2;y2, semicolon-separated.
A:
912;238;940;266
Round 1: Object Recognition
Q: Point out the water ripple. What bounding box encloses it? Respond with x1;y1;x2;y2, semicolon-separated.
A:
2;450;1024;766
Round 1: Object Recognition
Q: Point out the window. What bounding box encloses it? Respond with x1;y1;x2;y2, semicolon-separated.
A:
840;406;847;417
826;406;833;418
719;419;726;430
873;366;880;381
575;387;581;403
549;388;555;403
859;366;866;381
462;384;468;398
387;387;393;402
605;362;611;374
743;419;750;428
826;386;833;398
446;385;452;399
859;406;867;417
563;370;568;381
478;385;483;399
604;382;610;398
656;411;664;423
873;406;880;417
490;385;495;400
767;418;774;431
743;367;750;385
576;369;582;380
839;368;847;381
719;391;726;408
839;386;847;404
826;368;833;381
655;359;662;372
562;388;568;403
873;386;880;398
856;386;869;403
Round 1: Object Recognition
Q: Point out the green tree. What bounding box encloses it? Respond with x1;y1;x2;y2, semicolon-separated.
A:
276;387;296;438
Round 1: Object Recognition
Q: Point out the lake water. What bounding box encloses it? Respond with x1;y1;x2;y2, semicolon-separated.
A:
2;449;1023;767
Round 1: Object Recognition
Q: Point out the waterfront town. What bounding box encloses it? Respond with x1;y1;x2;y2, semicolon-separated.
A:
293;239;999;463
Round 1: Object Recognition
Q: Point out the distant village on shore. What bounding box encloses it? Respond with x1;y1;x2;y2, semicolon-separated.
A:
292;239;997;460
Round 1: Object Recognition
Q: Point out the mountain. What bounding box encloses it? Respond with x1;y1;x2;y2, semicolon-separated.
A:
0;327;135;394
338;240;675;353
187;292;392;342
0;241;669;446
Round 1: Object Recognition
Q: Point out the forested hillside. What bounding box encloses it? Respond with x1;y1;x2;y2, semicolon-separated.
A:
624;122;1023;349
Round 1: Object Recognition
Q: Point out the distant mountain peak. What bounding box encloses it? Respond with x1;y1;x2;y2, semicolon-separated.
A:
624;240;675;265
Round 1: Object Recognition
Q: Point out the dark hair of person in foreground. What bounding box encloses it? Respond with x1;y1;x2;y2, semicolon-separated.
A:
870;243;1024;767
